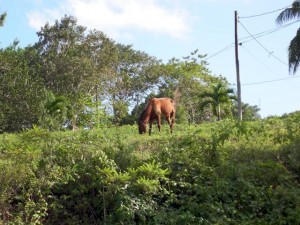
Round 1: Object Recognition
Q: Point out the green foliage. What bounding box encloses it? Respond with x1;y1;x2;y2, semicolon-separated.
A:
276;1;300;74
233;102;261;121
34;15;161;127
0;13;298;223
200;82;236;121
0;44;46;132
76;96;111;129
0;14;260;131
40;91;74;130
2;116;300;224
158;50;219;124
112;99;130;125
0;10;6;27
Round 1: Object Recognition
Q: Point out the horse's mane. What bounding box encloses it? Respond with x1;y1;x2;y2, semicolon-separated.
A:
139;98;153;122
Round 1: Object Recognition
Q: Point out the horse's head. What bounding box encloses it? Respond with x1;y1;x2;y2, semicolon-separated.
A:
138;121;146;134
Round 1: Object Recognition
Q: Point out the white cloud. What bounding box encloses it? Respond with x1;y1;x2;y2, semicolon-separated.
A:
27;11;47;30
27;0;191;40
27;7;63;30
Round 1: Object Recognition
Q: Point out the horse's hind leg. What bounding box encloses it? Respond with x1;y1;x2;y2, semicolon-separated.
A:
165;115;172;132
154;106;162;133
157;115;161;132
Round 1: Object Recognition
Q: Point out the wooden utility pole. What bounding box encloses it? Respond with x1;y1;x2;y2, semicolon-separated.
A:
235;11;242;121
95;84;100;128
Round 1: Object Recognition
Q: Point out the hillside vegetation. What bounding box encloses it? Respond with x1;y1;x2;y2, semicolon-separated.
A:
1;112;300;224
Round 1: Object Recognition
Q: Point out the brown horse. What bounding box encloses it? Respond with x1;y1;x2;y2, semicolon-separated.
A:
138;97;175;135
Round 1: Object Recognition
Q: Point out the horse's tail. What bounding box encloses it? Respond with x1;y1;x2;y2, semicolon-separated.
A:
173;87;181;107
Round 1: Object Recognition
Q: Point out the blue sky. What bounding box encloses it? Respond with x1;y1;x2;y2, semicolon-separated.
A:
0;0;299;118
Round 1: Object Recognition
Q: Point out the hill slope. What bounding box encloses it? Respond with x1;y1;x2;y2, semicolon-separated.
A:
1;114;300;224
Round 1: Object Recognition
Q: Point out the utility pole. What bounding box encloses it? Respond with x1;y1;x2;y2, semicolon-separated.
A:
235;11;242;121
95;84;100;128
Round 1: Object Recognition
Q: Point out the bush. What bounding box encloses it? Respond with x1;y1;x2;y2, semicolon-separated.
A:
0;117;300;224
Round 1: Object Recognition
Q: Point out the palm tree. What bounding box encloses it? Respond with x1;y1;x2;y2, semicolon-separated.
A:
43;92;74;130
0;9;6;27
276;1;300;74
200;82;237;121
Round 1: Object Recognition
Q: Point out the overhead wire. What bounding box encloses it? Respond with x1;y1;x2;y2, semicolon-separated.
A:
239;5;291;19
238;20;288;66
239;19;300;45
204;4;300;111
242;75;300;86
237;5;300;87
205;5;299;87
240;45;278;72
205;19;299;61
240;45;300;87
204;43;234;60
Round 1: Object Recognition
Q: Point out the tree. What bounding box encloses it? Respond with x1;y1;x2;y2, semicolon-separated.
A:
34;15;161;126
157;50;221;123
101;43;161;123
34;16;97;97
200;82;237;121
0;43;46;132
232;102;261;121
40;91;74;130
0;8;7;72
276;1;300;74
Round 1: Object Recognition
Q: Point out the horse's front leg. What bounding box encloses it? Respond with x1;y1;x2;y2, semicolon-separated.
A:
149;119;153;135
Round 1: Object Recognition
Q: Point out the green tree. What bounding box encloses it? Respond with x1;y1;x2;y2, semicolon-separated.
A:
34;15;161;126
158;50;221;123
34;16;97;97
101;42;161;123
232;102;261;121
0;8;7;72
200;82;237;121
0;43;46;132
40;91;74;130
34;16;112;128
276;1;300;74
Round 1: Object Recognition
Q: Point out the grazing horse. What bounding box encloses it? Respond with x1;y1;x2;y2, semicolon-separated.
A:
138;97;175;135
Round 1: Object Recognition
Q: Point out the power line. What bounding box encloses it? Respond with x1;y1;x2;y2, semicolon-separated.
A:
239;5;291;19
238;20;288;66
237;45;300;89
242;75;300;86
204;43;234;60
239;19;300;45
240;45;280;72
205;6;299;63
205;19;300;61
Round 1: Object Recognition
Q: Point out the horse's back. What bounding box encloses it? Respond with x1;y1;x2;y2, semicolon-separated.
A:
151;97;175;115
151;97;174;105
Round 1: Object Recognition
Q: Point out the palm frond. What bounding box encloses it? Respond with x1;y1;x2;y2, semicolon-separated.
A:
276;1;300;25
200;99;215;110
288;28;300;74
199;91;215;99
0;12;7;27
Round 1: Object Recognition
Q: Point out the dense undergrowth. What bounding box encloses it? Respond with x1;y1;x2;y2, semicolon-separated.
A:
1;112;300;224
